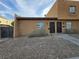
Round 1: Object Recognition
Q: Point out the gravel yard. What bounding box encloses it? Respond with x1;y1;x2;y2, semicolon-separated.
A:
0;35;79;59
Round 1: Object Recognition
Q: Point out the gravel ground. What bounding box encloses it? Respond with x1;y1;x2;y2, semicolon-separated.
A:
0;36;79;59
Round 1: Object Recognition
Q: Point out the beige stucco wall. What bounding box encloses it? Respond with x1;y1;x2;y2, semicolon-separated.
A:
14;19;79;37
61;21;79;33
58;0;79;19
46;0;79;34
71;21;79;33
46;1;58;17
47;0;79;20
14;20;51;37
14;20;20;37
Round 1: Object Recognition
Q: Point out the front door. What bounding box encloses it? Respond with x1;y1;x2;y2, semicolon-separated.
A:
49;22;55;33
57;22;62;33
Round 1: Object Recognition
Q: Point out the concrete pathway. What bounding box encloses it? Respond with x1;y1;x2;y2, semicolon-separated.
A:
66;57;79;59
57;34;79;46
0;38;11;43
57;34;79;59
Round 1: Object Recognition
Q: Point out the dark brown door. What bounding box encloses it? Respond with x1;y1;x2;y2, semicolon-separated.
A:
49;22;55;33
57;22;62;33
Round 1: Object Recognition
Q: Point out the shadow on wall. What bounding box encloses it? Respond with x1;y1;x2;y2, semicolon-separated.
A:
64;29;79;34
28;29;48;38
0;24;13;38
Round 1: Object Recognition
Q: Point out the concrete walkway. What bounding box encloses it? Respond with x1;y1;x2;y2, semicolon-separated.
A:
57;34;79;59
0;38;11;43
66;57;79;59
57;34;79;46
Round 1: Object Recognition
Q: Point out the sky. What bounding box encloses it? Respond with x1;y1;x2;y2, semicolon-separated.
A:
0;0;56;20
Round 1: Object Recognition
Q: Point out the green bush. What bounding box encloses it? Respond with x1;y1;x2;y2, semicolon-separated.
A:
28;29;48;37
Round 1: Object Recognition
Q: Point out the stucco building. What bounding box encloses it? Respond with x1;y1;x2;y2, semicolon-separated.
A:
14;0;79;37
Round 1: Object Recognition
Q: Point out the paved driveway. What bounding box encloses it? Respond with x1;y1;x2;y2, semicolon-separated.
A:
57;34;79;46
0;34;79;59
56;34;79;59
66;57;79;59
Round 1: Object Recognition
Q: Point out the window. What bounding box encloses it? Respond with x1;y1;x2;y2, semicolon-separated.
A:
66;22;72;30
69;6;76;14
36;22;45;29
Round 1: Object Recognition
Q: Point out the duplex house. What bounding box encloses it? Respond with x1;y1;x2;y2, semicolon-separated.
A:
47;0;79;33
14;0;79;37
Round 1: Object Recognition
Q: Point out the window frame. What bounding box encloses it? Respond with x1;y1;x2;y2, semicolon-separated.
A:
68;6;76;14
36;21;45;29
66;22;72;30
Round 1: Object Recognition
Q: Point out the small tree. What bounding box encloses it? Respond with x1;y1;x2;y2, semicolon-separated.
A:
11;21;14;26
